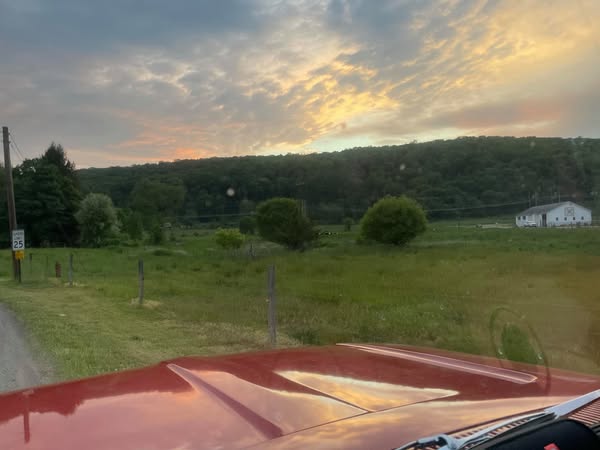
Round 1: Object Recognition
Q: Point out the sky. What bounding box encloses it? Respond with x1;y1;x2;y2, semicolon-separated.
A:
1;0;599;168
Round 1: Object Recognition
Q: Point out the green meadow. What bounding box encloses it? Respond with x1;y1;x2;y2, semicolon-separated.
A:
1;223;599;382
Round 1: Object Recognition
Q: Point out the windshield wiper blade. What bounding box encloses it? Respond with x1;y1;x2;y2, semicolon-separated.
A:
395;389;600;450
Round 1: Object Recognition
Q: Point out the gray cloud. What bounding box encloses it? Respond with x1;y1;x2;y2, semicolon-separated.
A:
0;0;599;167
0;0;263;55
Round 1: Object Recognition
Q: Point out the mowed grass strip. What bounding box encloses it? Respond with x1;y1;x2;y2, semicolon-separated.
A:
0;280;298;381
1;224;600;382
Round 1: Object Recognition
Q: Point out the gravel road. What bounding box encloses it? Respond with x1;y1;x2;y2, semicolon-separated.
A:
0;304;48;392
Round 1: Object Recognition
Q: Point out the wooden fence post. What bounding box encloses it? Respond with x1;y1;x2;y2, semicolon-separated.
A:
68;253;73;287
138;259;144;305
267;265;277;346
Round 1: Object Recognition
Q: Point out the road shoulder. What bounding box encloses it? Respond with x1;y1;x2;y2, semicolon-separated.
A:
0;303;53;392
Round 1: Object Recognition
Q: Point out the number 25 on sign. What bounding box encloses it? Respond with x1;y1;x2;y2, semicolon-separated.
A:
12;229;25;252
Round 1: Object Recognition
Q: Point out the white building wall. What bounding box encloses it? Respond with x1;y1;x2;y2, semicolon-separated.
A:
515;202;592;227
546;203;592;227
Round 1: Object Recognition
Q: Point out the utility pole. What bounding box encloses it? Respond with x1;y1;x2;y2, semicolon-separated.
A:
3;127;18;280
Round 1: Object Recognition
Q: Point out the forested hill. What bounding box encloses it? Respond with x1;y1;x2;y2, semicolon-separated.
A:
78;136;600;222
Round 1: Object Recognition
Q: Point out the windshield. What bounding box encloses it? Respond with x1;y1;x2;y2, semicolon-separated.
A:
0;0;599;437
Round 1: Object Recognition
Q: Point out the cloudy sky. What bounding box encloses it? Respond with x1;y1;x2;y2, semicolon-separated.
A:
1;0;599;168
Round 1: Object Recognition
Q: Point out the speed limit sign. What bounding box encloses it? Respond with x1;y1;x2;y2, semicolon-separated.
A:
12;229;25;251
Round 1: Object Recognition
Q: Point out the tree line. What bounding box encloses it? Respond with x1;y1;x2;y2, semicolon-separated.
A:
79;136;600;224
0;136;598;247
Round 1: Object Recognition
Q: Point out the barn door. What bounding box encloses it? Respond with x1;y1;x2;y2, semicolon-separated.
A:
542;213;547;227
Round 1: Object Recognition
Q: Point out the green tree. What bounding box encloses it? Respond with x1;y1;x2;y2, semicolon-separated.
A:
11;144;82;246
130;178;185;221
193;189;214;215
360;196;427;245
118;208;144;240
239;216;256;235
76;193;119;247
41;142;77;178
40;143;81;240
215;228;244;250
77;136;600;223
256;198;317;250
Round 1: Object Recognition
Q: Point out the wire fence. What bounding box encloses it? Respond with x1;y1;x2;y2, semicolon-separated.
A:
4;224;600;373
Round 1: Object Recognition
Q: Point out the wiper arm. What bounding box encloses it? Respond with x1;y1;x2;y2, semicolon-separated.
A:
395;389;600;450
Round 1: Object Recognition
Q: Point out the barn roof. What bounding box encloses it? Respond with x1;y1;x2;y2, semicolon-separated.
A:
517;201;589;216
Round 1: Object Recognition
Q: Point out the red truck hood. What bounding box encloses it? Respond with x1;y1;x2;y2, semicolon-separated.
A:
1;343;599;449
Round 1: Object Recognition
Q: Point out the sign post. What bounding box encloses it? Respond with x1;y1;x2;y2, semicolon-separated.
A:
12;229;24;283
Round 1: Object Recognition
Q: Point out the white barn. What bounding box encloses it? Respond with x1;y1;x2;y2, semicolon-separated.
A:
515;201;592;228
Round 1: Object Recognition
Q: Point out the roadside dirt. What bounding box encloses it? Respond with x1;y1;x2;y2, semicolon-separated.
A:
0;304;51;392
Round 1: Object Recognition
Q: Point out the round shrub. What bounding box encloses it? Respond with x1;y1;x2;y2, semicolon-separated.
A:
215;228;245;250
359;196;427;245
256;198;317;250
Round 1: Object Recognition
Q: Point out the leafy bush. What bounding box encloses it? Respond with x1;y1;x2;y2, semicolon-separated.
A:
256;198;318;250
359;196;427;245
215;228;245;250
76;193;119;247
239;216;256;235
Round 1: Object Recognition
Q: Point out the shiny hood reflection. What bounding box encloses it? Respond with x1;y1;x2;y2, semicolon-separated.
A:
0;344;598;449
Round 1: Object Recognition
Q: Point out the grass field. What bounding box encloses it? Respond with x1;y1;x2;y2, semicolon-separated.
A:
1;222;600;383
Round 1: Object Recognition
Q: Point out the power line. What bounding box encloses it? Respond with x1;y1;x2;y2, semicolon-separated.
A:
171;196;593;220
173;212;254;219
425;200;529;213
8;132;26;163
9;142;23;164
